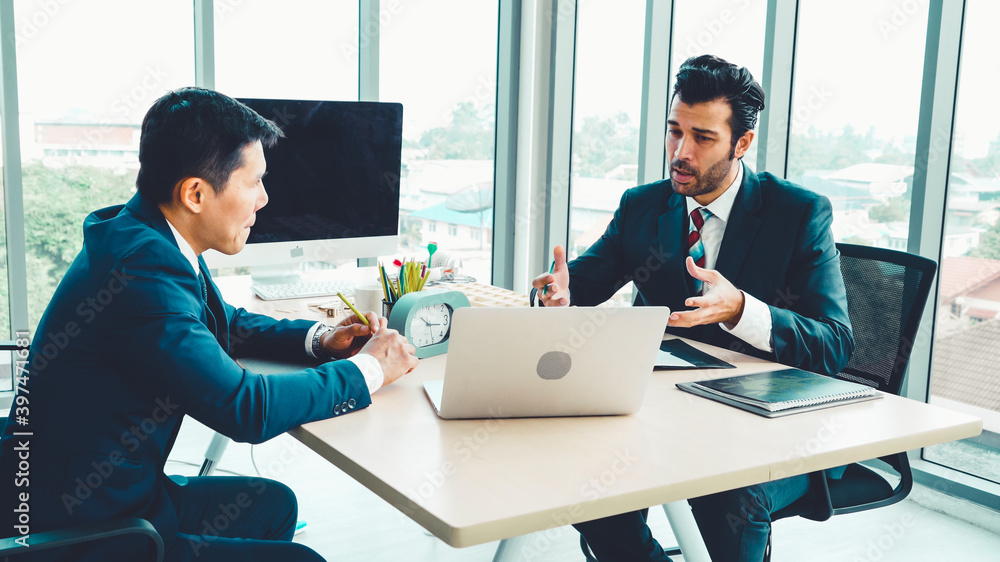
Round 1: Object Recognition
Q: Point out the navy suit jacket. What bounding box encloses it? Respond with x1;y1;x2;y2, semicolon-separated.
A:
0;193;372;554
568;164;854;376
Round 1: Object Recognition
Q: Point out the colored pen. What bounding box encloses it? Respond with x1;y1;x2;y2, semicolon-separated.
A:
542;260;555;295
337;291;371;328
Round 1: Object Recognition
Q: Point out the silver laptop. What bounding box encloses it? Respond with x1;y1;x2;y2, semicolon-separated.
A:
423;306;671;419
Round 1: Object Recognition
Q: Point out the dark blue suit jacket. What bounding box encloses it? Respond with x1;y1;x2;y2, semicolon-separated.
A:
568;164;854;376
0;193;372;555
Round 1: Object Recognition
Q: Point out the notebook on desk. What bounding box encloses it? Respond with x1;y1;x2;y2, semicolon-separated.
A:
676;368;882;418
423;306;672;419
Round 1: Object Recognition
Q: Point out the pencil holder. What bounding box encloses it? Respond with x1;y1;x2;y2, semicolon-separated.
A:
382;299;394;320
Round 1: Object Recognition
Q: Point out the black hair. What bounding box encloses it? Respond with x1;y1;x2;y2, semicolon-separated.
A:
135;87;284;205
672;55;766;149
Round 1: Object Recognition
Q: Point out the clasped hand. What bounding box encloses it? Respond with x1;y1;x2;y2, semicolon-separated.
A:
321;312;418;387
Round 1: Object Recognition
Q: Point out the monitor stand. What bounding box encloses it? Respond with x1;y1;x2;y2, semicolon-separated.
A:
249;263;305;287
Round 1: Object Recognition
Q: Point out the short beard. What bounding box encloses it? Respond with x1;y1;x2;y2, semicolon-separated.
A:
670;143;738;198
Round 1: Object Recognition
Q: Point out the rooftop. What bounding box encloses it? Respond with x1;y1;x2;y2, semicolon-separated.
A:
939;256;1000;302
931;318;1000;412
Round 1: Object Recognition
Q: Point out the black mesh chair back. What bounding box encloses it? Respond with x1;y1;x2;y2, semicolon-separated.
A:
835;243;937;394
765;245;938;562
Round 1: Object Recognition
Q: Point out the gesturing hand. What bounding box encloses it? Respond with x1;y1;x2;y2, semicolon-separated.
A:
531;245;571;307
668;256;746;329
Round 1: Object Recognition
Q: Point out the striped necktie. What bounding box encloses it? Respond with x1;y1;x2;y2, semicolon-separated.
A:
687;207;711;293
198;268;209;303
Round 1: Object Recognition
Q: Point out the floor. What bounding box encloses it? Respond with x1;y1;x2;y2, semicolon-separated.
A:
167;417;1000;561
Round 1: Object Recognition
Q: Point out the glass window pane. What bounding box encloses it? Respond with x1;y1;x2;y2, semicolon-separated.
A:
572;1;767;304
567;0;644;308
0;143;8;343
786;1;928;249
924;0;1000;484
214;0;358;100
380;0;498;285
1;142;10;391
14;0;195;332
671;0;767;168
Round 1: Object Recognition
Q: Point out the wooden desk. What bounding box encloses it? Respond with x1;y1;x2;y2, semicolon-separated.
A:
218;276;983;560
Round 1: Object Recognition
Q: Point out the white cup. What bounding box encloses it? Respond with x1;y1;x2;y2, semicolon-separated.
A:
354;283;384;318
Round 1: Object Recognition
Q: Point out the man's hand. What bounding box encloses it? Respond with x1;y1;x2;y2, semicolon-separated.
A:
321;312;380;360
531;245;571;307
358;317;419;386
669;256;746;329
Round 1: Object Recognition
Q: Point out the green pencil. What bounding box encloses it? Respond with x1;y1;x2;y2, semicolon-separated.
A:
542;260;555;296
337;292;371;328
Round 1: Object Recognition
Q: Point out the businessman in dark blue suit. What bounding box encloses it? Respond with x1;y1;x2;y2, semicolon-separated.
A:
532;56;854;561
0;88;418;561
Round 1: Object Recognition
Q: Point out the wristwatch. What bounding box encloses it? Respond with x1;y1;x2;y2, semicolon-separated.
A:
311;324;335;358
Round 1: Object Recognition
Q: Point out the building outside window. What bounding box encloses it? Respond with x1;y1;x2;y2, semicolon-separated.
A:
13;0;194;332
923;0;1000;484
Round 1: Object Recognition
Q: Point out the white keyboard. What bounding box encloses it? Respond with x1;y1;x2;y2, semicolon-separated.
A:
252;279;355;301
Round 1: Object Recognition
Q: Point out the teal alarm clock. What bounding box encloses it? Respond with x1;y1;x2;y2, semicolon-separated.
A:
386;288;471;358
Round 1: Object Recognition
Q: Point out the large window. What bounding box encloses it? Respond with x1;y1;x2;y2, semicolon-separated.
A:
0;143;9;343
0;158;10;391
568;0;645;262
14;0;194;332
380;0;499;285
924;0;1000;484
214;0;358;101
786;1;928;250
671;0;767;168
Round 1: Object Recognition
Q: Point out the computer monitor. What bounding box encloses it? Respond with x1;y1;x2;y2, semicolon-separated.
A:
203;98;402;279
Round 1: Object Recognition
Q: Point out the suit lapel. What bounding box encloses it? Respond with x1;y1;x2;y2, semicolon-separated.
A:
198;256;230;352
658;190;695;296
716;163;763;282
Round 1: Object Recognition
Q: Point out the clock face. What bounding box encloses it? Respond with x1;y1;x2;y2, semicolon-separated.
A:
408;303;453;348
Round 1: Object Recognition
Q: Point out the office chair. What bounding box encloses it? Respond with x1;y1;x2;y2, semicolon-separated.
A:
580;243;938;562
0;514;164;561
760;243;937;560
0;341;165;561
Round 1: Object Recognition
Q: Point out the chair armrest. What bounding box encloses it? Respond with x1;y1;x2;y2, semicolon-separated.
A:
0;517;163;562
831;453;912;516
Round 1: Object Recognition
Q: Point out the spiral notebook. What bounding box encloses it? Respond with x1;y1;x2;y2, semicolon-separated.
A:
676;368;881;418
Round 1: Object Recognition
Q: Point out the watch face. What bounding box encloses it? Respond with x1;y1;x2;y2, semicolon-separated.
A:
409;303;452;348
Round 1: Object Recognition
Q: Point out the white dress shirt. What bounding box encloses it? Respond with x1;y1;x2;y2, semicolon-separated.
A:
164;220;384;394
684;163;774;353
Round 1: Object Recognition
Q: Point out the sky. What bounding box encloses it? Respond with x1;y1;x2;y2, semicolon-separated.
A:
10;0;999;158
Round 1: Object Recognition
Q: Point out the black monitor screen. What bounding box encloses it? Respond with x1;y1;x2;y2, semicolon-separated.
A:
238;98;402;245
